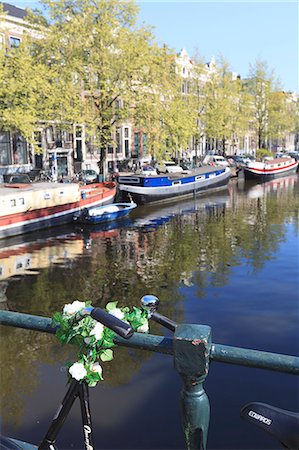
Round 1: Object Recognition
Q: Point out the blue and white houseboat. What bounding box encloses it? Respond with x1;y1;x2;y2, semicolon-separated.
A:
117;166;231;205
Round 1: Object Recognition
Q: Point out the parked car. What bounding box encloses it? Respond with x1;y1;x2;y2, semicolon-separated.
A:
79;169;98;184
5;173;32;184
287;151;299;161
202;155;229;167
136;165;157;176
156;161;183;174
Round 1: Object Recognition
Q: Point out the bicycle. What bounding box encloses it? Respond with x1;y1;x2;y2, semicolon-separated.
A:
0;297;298;450
0;306;133;450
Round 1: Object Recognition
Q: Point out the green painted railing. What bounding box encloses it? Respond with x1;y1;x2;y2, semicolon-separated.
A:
1;309;298;450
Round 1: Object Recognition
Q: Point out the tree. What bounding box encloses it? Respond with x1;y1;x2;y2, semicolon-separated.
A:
201;56;250;155
29;0;177;173
246;59;276;149
267;91;297;149
0;37;49;142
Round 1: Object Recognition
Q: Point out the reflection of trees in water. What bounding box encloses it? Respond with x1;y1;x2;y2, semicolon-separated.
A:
2;179;298;426
0;327;72;428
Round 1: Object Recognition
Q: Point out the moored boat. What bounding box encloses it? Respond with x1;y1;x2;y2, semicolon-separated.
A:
243;157;298;181
117;166;231;205
0;181;116;239
73;201;137;225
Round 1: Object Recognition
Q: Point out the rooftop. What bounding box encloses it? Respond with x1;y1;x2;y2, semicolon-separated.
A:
1;2;27;19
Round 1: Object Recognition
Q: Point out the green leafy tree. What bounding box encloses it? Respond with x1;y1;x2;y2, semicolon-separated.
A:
202;57;249;154
246;59;277;149
29;0;177;173
0;38;49;142
267;91;297;149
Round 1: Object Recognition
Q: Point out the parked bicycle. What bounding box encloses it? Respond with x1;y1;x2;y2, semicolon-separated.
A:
0;296;298;450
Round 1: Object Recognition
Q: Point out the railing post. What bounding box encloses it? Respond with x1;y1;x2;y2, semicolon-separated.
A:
173;324;212;450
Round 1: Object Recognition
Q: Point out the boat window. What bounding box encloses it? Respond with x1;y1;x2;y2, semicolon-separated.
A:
10;199;16;207
118;177;140;184
59;191;65;196
172;180;181;186
196;175;205;181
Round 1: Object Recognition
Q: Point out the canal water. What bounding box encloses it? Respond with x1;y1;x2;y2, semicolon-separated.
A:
0;174;298;449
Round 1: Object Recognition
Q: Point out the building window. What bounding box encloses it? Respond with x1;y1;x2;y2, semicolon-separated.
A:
124;127;130;158
64;131;73;142
133;132;140;157
107;145;113;154
116;130;121;153
9;36;21;48
46;126;54;143
74;126;83;161
13;134;28;164
0;131;12;165
142;133;147;155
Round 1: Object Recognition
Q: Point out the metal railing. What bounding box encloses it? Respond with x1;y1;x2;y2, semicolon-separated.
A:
0;309;298;449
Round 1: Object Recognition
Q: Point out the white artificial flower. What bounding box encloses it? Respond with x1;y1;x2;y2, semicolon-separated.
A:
69;362;87;381
90;322;104;340
90;362;103;376
63;300;86;316
109;308;124;320
137;322;149;333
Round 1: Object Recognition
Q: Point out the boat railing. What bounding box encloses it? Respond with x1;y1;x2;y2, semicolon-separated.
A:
0;308;298;450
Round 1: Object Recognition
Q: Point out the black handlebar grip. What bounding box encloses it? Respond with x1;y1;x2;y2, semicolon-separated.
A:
91;308;134;339
151;311;177;332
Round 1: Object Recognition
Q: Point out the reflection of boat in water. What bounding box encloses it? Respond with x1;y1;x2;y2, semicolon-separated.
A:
0;223;124;281
242;174;298;200
0;181;116;239
0;232;84;281
131;190;231;229
117;166;231;204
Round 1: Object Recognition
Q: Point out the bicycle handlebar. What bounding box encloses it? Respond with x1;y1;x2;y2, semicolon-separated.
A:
75;306;134;339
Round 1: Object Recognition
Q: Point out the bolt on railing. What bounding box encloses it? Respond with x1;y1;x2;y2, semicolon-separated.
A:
0;309;298;450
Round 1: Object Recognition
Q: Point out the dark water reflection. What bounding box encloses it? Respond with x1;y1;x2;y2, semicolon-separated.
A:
0;175;298;449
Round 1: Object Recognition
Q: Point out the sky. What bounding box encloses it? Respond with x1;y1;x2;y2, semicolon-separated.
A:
11;0;299;92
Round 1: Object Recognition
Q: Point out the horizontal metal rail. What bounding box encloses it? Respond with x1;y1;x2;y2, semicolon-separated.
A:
0;310;298;374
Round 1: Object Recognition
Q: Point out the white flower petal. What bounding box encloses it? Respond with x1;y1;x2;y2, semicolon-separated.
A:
69;362;87;381
63;301;86;316
90;362;103;376
90;322;104;340
137;322;149;333
109;308;124;320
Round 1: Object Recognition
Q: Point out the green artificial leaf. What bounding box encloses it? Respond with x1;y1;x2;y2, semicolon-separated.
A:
105;301;118;311
100;349;113;362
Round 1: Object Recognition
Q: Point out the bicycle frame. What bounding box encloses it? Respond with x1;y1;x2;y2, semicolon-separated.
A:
38;379;94;450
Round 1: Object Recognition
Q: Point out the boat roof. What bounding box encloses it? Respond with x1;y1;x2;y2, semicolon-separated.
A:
264;157;295;165
0;182;79;197
124;165;225;179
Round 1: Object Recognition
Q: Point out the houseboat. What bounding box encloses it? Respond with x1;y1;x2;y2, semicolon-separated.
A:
0;181;116;239
243;157;298;181
117;166;231;205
